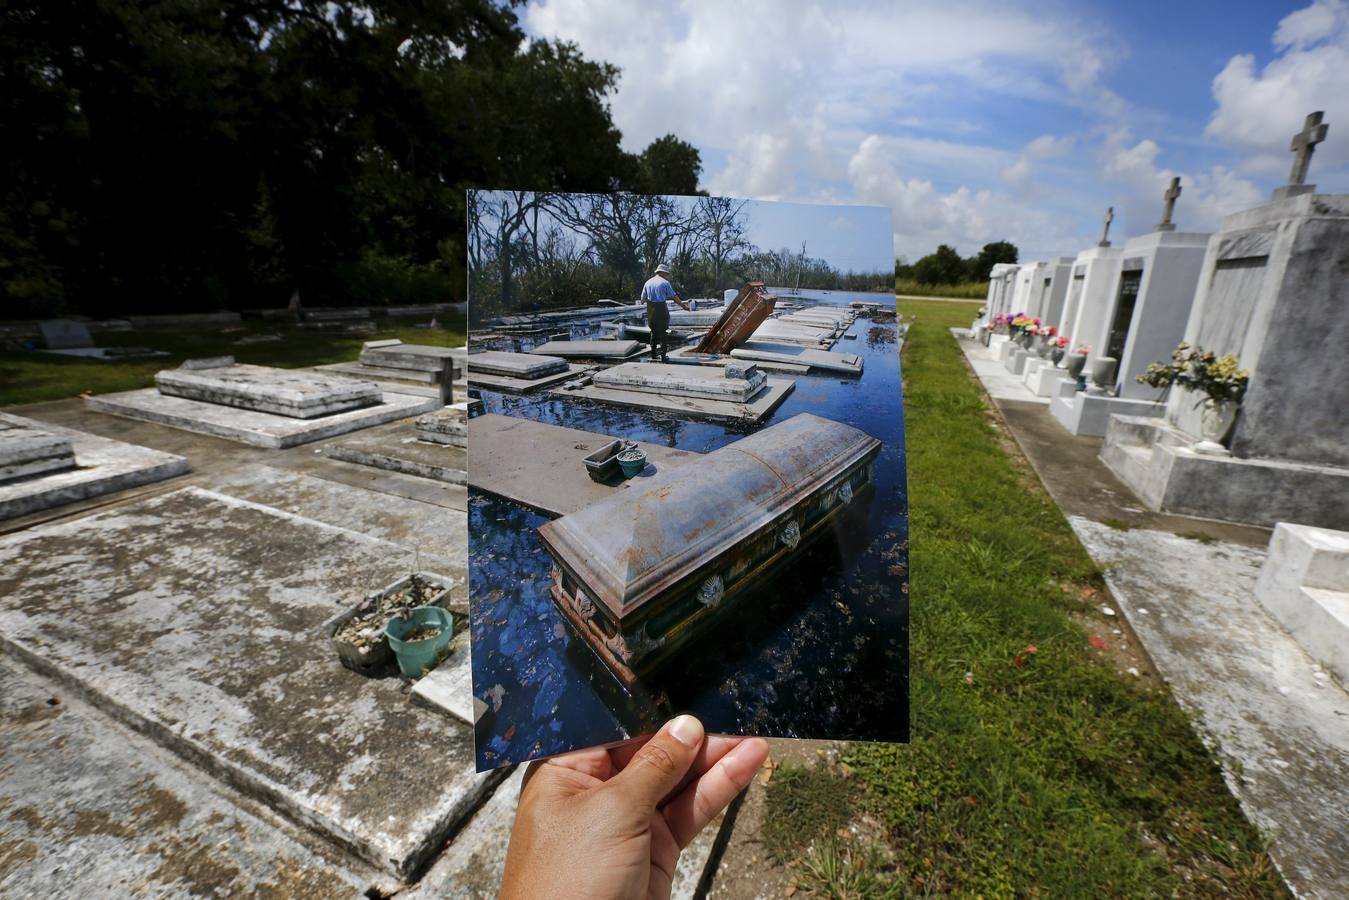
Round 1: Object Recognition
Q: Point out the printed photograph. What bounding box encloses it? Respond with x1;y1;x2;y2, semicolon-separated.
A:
465;190;909;770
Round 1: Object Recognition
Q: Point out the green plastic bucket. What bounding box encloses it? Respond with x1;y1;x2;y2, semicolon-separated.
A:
617;447;647;478
385;606;454;678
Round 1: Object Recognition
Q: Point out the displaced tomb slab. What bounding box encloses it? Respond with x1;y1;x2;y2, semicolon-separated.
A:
88;387;439;449
730;344;863;376
552;376;796;426
324;429;468;486
467;414;701;517
467;350;568;379
0;486;499;880
156;364;382;419
416;404;468;446
529;339;648;360
0;412;189;521
592;361;768;401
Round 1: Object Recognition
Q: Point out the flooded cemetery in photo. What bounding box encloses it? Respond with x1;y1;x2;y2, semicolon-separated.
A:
465;190;909;770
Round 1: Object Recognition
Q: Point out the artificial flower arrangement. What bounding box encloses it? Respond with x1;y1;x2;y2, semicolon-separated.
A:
1053;335;1070;348
1136;342;1249;404
1041;325;1056;338
1072;344;1090;355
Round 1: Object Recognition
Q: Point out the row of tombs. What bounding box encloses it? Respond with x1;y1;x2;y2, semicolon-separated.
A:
968;110;1348;688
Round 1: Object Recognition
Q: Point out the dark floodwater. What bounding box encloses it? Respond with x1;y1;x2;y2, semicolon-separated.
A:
470;289;909;770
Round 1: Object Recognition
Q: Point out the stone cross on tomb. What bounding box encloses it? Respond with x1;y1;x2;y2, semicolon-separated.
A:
1156;177;1181;232
1098;206;1114;247
1275;111;1329;200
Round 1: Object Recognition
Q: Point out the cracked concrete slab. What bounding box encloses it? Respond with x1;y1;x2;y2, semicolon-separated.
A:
0;657;383;898
1069;517;1349;899
0;486;501;881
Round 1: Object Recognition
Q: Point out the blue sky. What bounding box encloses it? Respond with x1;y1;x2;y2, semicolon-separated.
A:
743;201;893;274
523;0;1349;262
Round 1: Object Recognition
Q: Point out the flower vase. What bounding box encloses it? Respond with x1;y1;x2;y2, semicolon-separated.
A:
1037;336;1052;358
1193;398;1239;455
1064;353;1087;386
1051;347;1065;366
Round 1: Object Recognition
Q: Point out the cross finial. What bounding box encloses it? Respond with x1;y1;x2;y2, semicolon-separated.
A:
1098;206;1114;247
1156;177;1181;232
1289;111;1329;186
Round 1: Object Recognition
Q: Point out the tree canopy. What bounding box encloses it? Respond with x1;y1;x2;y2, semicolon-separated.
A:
896;241;1019;286
1;0;704;318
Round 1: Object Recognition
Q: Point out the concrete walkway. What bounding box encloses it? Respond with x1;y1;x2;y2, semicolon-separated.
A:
953;329;1349;898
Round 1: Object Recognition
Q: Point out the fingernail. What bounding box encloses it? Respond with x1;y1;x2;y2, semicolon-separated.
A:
668;714;703;747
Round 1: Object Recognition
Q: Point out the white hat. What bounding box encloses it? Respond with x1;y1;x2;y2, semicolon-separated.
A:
655;263;672;275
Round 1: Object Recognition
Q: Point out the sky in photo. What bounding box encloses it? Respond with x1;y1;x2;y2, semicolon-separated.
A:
523;0;1349;262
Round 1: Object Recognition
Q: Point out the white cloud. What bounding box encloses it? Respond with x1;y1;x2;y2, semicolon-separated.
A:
1099;133;1264;234
1003;134;1074;184
847;135;1076;260
1206;0;1349;175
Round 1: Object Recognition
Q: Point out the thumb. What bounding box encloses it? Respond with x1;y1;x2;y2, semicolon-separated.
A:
610;715;705;810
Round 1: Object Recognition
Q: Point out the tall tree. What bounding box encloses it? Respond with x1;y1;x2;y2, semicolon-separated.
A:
912;244;966;286
968;240;1019;282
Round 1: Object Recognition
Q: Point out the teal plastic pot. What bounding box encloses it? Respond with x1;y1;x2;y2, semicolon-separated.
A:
617;447;648;478
385;606;453;678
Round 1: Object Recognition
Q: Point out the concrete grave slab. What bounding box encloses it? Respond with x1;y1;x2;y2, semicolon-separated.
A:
359;341;465;377
0;486;502;881
1049;391;1165;437
468;414;701;517
88;387;438;449
0;657;383;898
467;350;568;379
415;404;467;447
529;339;647;360
203;465;467;574
156;364;382;419
0;412;189;521
555;376;795;426
664;346;809;375
0;416;75;482
592;361;768;401
731;343;863;375
324;428;469;487
1068;517;1349;899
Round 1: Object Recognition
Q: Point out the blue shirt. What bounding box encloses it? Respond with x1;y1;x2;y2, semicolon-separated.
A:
641;275;675;305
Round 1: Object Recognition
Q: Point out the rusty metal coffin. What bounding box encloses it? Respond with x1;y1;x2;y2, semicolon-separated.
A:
694;282;777;354
536;412;881;685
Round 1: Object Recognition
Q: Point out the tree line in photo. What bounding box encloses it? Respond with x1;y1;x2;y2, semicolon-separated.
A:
895;241;1019;298
2;0;702;318
468;191;892;325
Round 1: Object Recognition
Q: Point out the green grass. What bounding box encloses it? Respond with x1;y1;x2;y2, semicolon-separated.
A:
0;318;466;407
895;279;988;300
764;299;1285;898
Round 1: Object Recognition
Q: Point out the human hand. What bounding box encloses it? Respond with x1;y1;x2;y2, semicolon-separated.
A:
498;716;770;900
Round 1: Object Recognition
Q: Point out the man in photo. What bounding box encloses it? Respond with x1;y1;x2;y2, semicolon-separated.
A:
641;262;690;362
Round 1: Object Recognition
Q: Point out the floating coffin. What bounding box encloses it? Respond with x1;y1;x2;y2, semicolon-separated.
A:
415;404;468;446
467;350;569;379
695;282;776;354
592;362;767;401
155;364;382;419
359;340;465;376
0;419;76;483
537;413;882;686
530;340;646;359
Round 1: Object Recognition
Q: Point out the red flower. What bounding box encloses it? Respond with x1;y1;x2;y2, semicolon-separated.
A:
1088;635;1106;649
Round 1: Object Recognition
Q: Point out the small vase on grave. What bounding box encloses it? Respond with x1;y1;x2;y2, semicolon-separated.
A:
1193;398;1239;455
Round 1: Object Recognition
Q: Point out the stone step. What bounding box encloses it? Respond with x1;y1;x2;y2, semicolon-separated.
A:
1255;523;1349;684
